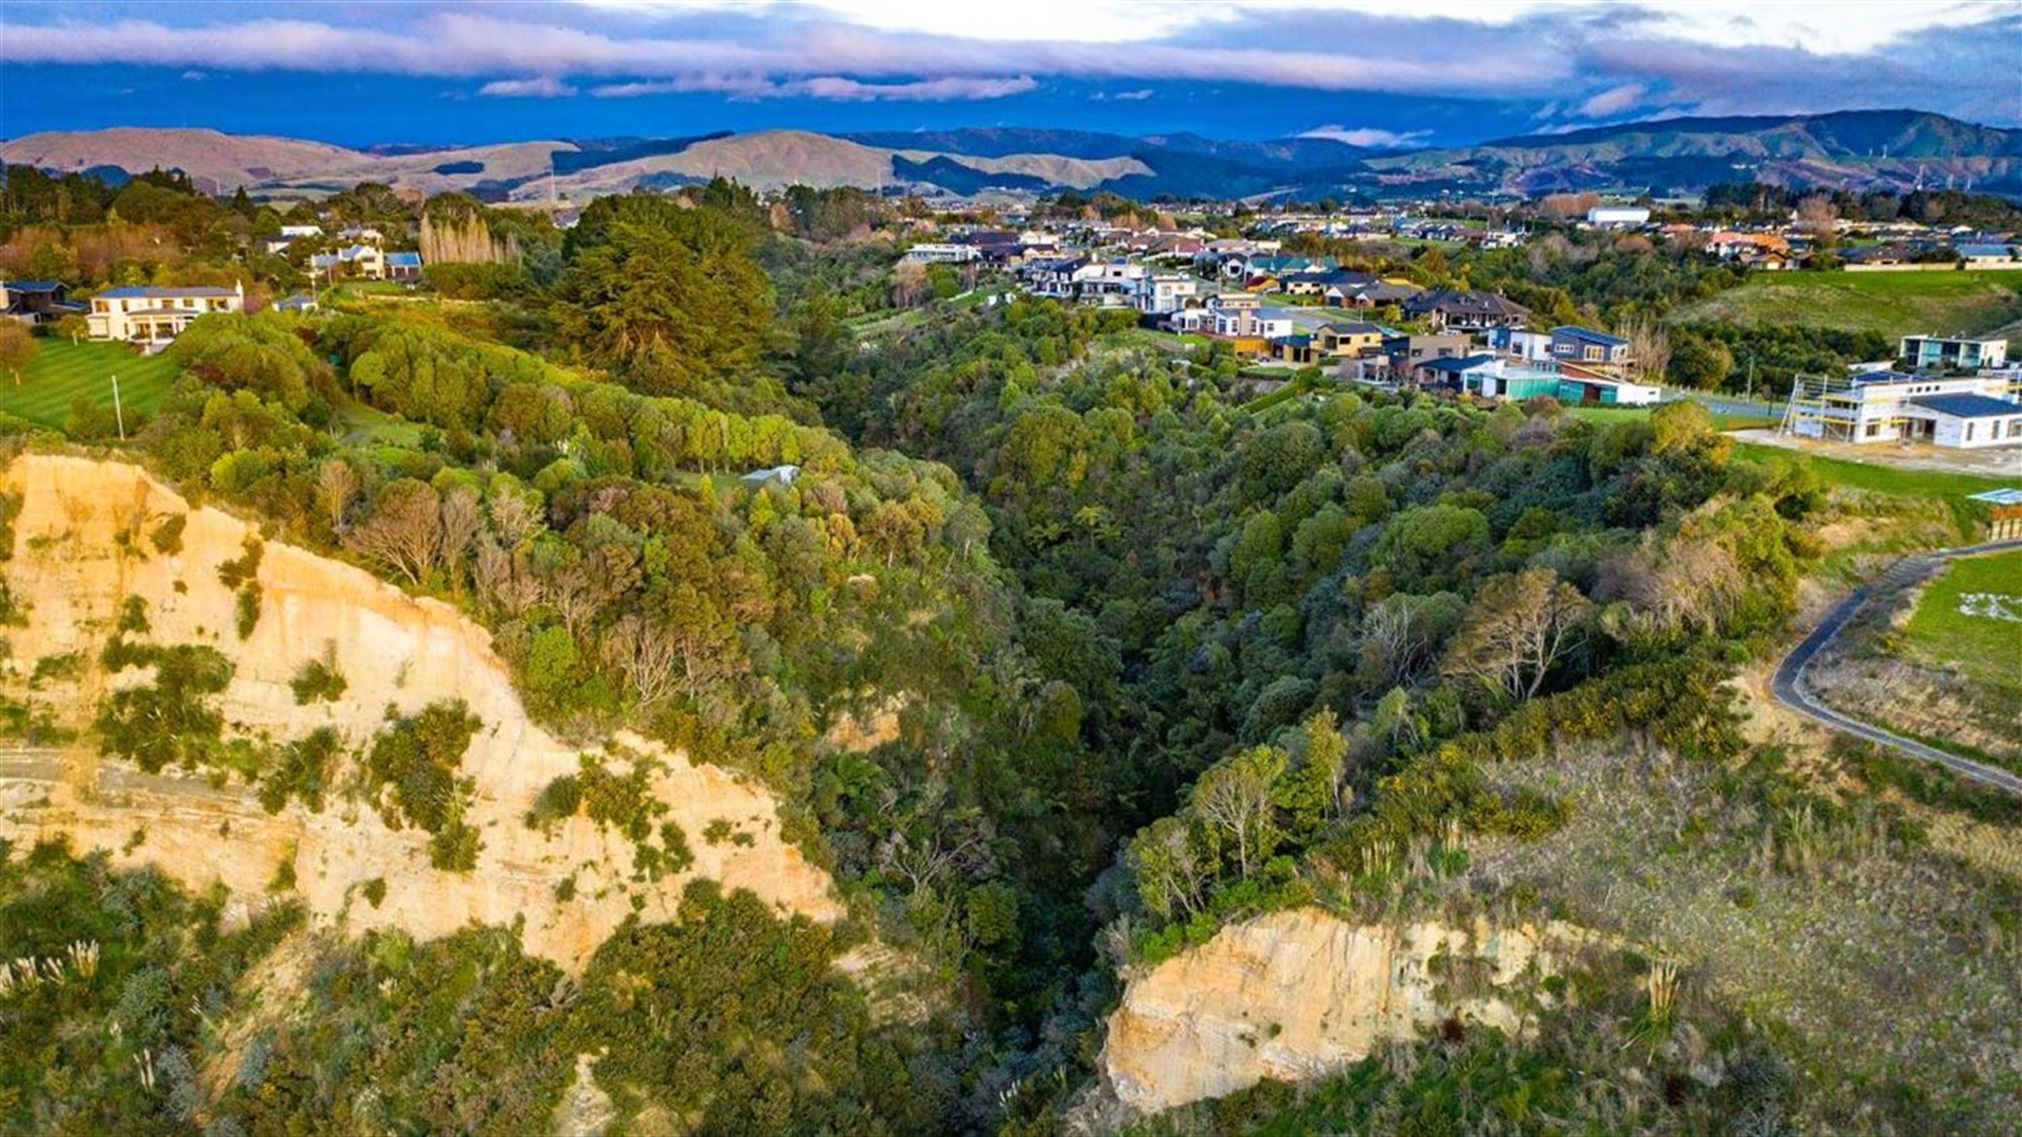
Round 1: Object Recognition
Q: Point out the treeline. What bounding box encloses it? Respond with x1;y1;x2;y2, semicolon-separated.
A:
1702;181;2022;228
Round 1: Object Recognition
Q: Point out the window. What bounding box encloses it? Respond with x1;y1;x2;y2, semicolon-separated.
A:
1965;423;1976;442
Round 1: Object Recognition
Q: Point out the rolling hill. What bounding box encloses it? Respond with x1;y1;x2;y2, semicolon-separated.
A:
3;109;2015;202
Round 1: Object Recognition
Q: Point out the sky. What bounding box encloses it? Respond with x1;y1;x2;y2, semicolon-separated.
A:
0;1;2015;147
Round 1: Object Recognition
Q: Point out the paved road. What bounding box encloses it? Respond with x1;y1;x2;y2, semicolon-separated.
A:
1769;540;2022;797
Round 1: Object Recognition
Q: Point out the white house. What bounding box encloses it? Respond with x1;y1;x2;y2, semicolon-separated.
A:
1782;370;2022;449
1586;206;1651;227
87;283;244;345
1138;273;1199;315
901;243;982;265
1900;334;2008;371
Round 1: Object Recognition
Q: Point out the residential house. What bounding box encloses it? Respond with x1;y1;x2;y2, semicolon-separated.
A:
1706;231;1791;261
1956;243;2020;270
1138;273;1199;315
1586;206;1651;228
1326;279;1419;310
87;283;244;345
1381;332;1474;380
1782;370;2022;449
1484;326;1554;363
901;243;982;265
1421;355;1660;404
1900;334;2008;372
1400;289;1531;331
273;294;318;314
1549;325;1633;368
1315;321;1387;359
385;251;423;282
311;244;387;281
1;280;84;325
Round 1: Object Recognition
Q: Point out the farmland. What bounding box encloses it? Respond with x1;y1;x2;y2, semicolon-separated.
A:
0;339;180;431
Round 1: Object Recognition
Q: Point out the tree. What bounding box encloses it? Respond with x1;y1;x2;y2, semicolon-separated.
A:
0;320;35;386
1442;568;1593;702
1620;317;1672;385
343;478;443;587
1667;330;1734;390
1191;744;1286;879
1128;815;1210;923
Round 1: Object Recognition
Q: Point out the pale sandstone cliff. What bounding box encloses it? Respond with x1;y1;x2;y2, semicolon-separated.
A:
0;453;837;969
1098;907;1593;1117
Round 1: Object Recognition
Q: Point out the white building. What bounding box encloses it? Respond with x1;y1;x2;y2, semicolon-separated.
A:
1899;334;2008;371
1587;206;1651;227
87;283;244;345
901;243;982;264
1782;371;2022;449
1138;273;1199;315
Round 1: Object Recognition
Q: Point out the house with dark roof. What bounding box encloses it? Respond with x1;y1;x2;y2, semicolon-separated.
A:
1550;325;1632;368
1;281;84;326
385;251;424;282
87;283;244;345
1401;289;1531;331
1907;393;2022;449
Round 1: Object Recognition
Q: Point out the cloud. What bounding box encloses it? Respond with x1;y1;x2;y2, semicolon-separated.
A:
1298;125;1433;148
0;3;2014;129
1574;83;1645;119
1113;88;1154;101
478;76;579;98
181;69;206;81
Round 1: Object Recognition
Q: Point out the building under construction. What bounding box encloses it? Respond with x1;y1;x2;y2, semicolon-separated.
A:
1779;370;2022;450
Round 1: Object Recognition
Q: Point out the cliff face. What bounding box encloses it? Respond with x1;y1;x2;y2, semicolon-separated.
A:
0;453;837;969
1099;908;1592;1117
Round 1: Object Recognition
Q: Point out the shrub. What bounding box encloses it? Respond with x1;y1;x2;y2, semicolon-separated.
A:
289;647;348;705
149;514;186;556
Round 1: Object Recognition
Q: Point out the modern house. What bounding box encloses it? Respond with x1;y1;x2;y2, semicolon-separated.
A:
1899;334;2008;372
1401;290;1532;331
1550;325;1633;368
385;251;424;282
87;283;244;346
901;242;983;264
1315;321;1387;359
1381;332;1474;378
1586;206;1651;228
1485;326;1554;363
1420;355;1660;404
1138;273;1199;315
311;244;387;281
1;280;84;325
1781;370;2022;449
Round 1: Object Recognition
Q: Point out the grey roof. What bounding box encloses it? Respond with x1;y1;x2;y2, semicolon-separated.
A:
1;280;66;292
96;285;235;299
1909;394;2022;420
1552;325;1629;347
1419;353;1497;374
1968;488;2022;505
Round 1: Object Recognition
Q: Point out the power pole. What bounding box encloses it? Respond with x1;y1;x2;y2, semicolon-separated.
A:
111;373;126;441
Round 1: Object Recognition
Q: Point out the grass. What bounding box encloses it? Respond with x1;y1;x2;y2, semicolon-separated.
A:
1566;404;1779;430
0;339;181;431
1903;549;2022;689
1671;269;2022;341
1732;443;2021;498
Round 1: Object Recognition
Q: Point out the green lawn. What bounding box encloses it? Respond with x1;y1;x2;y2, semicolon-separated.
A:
1732;443;2021;498
1670;270;2022;342
1903;549;2022;690
1567;404;1778;430
0;339;181;431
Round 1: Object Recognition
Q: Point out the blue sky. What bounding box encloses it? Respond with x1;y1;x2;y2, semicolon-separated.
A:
1;1;2014;147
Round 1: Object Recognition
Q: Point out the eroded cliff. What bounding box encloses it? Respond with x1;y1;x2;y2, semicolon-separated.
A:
0;453;837;969
1098;907;1594;1117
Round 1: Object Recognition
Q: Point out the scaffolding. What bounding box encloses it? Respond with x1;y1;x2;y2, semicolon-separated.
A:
1778;373;1865;442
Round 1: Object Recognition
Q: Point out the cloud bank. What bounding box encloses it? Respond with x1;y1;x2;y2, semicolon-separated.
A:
0;1;2013;126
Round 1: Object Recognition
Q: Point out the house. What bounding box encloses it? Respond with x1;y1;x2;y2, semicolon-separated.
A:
901;243;982;265
1139;273;1199;315
1550;326;1633;368
1900;334;2008;372
1706;231;1791;261
1315;321;1386;359
1485;326;1554;363
87;283;244;345
1;280;84;325
1401;289;1531;331
385;251;423;282
1421;355;1660;404
311;244;387;281
1268;334;1317;366
1382;332;1473;379
740;464;802;487
1586;206;1651;228
278;224;323;240
1781;370;2022;449
1326;279;1419;309
1956;243;2019;270
273;294;318;314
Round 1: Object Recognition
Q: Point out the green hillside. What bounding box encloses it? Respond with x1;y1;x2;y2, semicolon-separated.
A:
1671;270;2022;343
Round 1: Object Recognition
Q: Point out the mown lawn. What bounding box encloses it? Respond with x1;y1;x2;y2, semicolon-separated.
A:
1732;443;2021;498
1670;269;2022;341
1567;404;1778;430
0;339;181;431
1904;549;2022;690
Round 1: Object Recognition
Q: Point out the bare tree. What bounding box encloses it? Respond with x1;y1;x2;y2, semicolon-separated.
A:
437;487;482;581
314;459;359;533
1621;317;1672;384
342;478;441;587
603;614;684;708
1442;568;1593;702
486;488;543;547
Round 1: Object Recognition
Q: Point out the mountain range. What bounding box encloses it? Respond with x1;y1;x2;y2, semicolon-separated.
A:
3;109;2015;203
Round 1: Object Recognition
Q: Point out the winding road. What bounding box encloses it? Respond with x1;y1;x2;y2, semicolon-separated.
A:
1770;540;2022;797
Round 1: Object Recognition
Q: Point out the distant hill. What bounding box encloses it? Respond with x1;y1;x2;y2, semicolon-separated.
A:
3;110;2015;203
